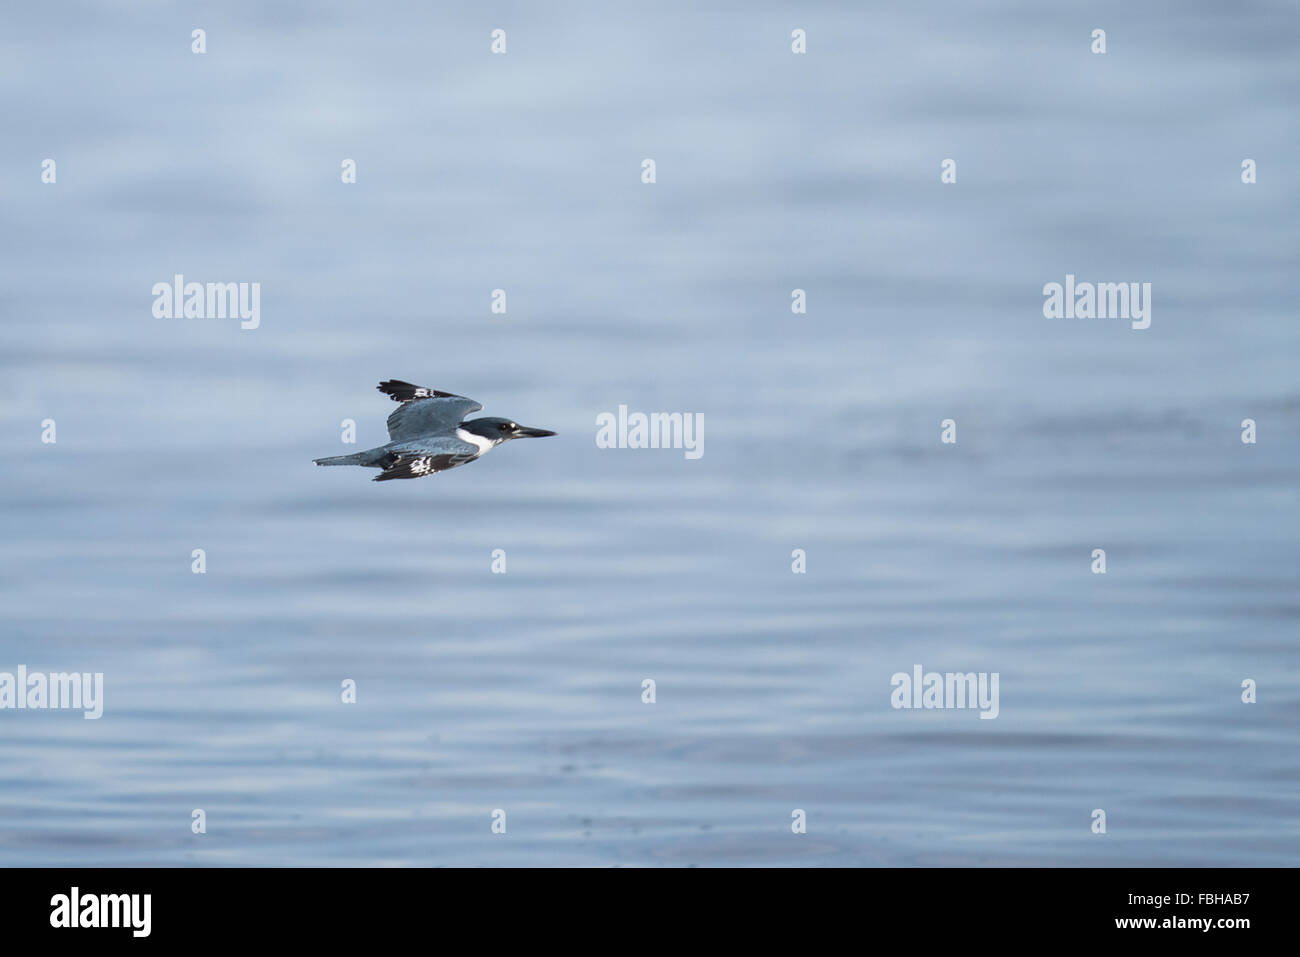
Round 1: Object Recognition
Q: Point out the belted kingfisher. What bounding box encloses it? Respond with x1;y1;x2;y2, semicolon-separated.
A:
313;379;556;481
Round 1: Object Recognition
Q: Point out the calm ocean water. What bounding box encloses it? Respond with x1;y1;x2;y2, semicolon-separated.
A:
1;1;1297;865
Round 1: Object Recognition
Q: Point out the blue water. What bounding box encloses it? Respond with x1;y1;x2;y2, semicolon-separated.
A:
1;1;1297;865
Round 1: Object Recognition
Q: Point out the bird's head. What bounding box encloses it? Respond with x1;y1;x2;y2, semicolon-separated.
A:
459;417;557;445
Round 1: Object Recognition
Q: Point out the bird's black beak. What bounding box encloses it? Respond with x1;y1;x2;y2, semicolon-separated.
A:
511;425;556;439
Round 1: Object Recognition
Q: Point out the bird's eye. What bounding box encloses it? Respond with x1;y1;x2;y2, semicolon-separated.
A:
500;423;512;432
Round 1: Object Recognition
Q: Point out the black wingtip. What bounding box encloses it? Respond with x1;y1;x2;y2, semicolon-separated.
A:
377;380;459;403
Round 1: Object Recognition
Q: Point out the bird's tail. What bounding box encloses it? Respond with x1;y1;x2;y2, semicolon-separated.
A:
314;452;367;466
314;447;397;468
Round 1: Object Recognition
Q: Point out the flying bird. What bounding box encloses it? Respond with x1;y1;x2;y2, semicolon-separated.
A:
314;379;556;481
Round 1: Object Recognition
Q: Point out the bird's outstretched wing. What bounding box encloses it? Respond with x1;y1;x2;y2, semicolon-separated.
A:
377;380;462;403
373;453;470;482
378;380;483;441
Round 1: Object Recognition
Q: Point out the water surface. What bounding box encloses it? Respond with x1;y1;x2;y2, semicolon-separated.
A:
0;0;1297;865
